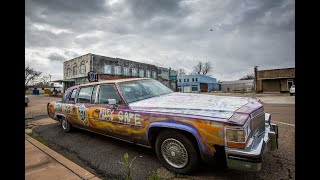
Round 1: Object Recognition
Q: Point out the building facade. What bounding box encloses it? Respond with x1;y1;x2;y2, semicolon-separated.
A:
255;67;295;93
220;79;254;92
177;74;219;93
63;53;176;91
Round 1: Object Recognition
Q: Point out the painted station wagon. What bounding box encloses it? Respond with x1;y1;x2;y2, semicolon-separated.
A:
47;78;278;174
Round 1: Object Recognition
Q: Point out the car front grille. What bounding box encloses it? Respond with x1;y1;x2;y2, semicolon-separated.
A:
250;108;265;136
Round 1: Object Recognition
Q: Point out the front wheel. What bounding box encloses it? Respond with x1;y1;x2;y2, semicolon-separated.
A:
61;117;72;133
155;130;199;174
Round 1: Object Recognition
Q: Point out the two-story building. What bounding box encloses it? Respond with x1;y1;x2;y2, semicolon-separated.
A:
63;53;176;92
177;74;219;93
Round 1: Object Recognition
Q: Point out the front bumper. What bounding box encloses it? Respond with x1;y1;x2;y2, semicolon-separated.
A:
225;113;278;172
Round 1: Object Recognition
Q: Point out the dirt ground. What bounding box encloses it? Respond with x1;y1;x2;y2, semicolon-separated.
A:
25;95;62;119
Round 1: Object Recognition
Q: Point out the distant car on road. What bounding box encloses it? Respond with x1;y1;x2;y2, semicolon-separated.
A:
289;85;295;96
25;96;30;107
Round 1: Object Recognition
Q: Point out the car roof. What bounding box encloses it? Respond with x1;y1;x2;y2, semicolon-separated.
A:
73;78;151;88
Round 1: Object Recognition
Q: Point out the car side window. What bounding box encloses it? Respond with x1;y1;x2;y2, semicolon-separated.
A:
98;84;122;104
69;89;78;102
77;86;94;104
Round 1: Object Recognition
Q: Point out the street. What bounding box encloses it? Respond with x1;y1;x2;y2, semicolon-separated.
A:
25;95;295;179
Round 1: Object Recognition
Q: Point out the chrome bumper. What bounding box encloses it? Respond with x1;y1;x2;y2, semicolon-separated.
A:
225;113;278;172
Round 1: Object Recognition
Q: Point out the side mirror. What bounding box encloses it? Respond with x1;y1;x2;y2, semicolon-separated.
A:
108;99;117;105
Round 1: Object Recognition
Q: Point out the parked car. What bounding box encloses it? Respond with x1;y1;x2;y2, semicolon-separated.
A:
25;96;30;107
290;85;295;96
47;78;278;174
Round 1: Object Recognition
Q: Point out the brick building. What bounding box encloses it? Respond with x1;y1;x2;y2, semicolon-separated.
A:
63;53;176;91
254;67;295;93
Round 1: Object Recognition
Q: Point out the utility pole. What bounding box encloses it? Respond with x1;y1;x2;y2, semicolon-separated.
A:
49;74;51;82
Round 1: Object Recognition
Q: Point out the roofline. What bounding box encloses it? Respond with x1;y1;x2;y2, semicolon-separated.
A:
257;67;295;72
65;53;159;68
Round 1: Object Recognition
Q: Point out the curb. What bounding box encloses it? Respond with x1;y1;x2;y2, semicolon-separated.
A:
25;134;101;180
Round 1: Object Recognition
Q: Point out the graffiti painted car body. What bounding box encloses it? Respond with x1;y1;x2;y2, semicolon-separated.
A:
47;78;278;174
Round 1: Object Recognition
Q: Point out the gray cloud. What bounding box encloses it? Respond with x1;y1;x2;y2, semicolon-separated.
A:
48;52;66;62
25;0;295;81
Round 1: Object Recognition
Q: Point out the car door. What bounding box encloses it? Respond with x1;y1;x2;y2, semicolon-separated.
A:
63;88;79;125
90;83;133;141
73;85;99;129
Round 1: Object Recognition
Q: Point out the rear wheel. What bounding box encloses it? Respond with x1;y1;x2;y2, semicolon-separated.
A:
155;130;199;174
61;117;72;133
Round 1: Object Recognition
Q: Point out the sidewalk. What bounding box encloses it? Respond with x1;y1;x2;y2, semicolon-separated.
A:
25;134;101;180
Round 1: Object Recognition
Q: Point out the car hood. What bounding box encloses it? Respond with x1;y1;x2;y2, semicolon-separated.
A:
129;92;259;119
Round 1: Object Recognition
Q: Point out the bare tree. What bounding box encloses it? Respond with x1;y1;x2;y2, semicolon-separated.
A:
25;66;42;91
239;73;255;80
40;76;50;88
202;62;212;75
193;61;213;75
177;68;186;76
193;61;203;74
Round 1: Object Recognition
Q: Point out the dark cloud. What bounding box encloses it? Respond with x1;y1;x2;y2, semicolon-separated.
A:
25;0;295;81
48;53;66;62
125;0;191;20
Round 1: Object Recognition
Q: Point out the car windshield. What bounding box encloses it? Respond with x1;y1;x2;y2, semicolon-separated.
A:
291;85;295;88
118;79;173;103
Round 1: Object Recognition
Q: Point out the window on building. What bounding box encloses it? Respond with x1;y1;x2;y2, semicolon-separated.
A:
192;85;198;92
114;66;121;75
98;84;122;104
195;78;198;82
179;79;181;82
73;66;77;76
187;79;189;82
146;70;151;78
178;86;182;92
69;89;78;102
152;71;156;79
184;79;186;82
66;68;71;77
80;64;86;74
192;78;194;82
139;69;144;77
104;65;111;74
124;67;129;76
132;68;137;76
77;86;94;104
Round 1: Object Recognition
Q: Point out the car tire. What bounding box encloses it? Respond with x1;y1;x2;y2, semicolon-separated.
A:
61;117;72;133
290;93;293;96
155;130;199;174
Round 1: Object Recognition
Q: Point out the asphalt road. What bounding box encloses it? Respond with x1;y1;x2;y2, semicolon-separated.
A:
29;103;295;180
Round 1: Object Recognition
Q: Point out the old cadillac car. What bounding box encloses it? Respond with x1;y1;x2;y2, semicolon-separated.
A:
47;78;278;174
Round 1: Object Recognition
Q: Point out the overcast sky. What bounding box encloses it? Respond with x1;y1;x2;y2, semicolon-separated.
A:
25;0;295;81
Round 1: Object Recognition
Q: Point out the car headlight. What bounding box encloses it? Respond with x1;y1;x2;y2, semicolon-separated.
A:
226;124;250;149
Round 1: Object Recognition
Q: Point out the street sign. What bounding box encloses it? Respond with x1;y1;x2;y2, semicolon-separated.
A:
87;71;98;82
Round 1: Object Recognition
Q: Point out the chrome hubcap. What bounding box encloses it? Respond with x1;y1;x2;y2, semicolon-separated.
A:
161;138;188;168
62;119;67;130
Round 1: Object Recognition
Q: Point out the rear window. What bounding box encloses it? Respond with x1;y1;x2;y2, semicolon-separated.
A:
69;89;77;102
